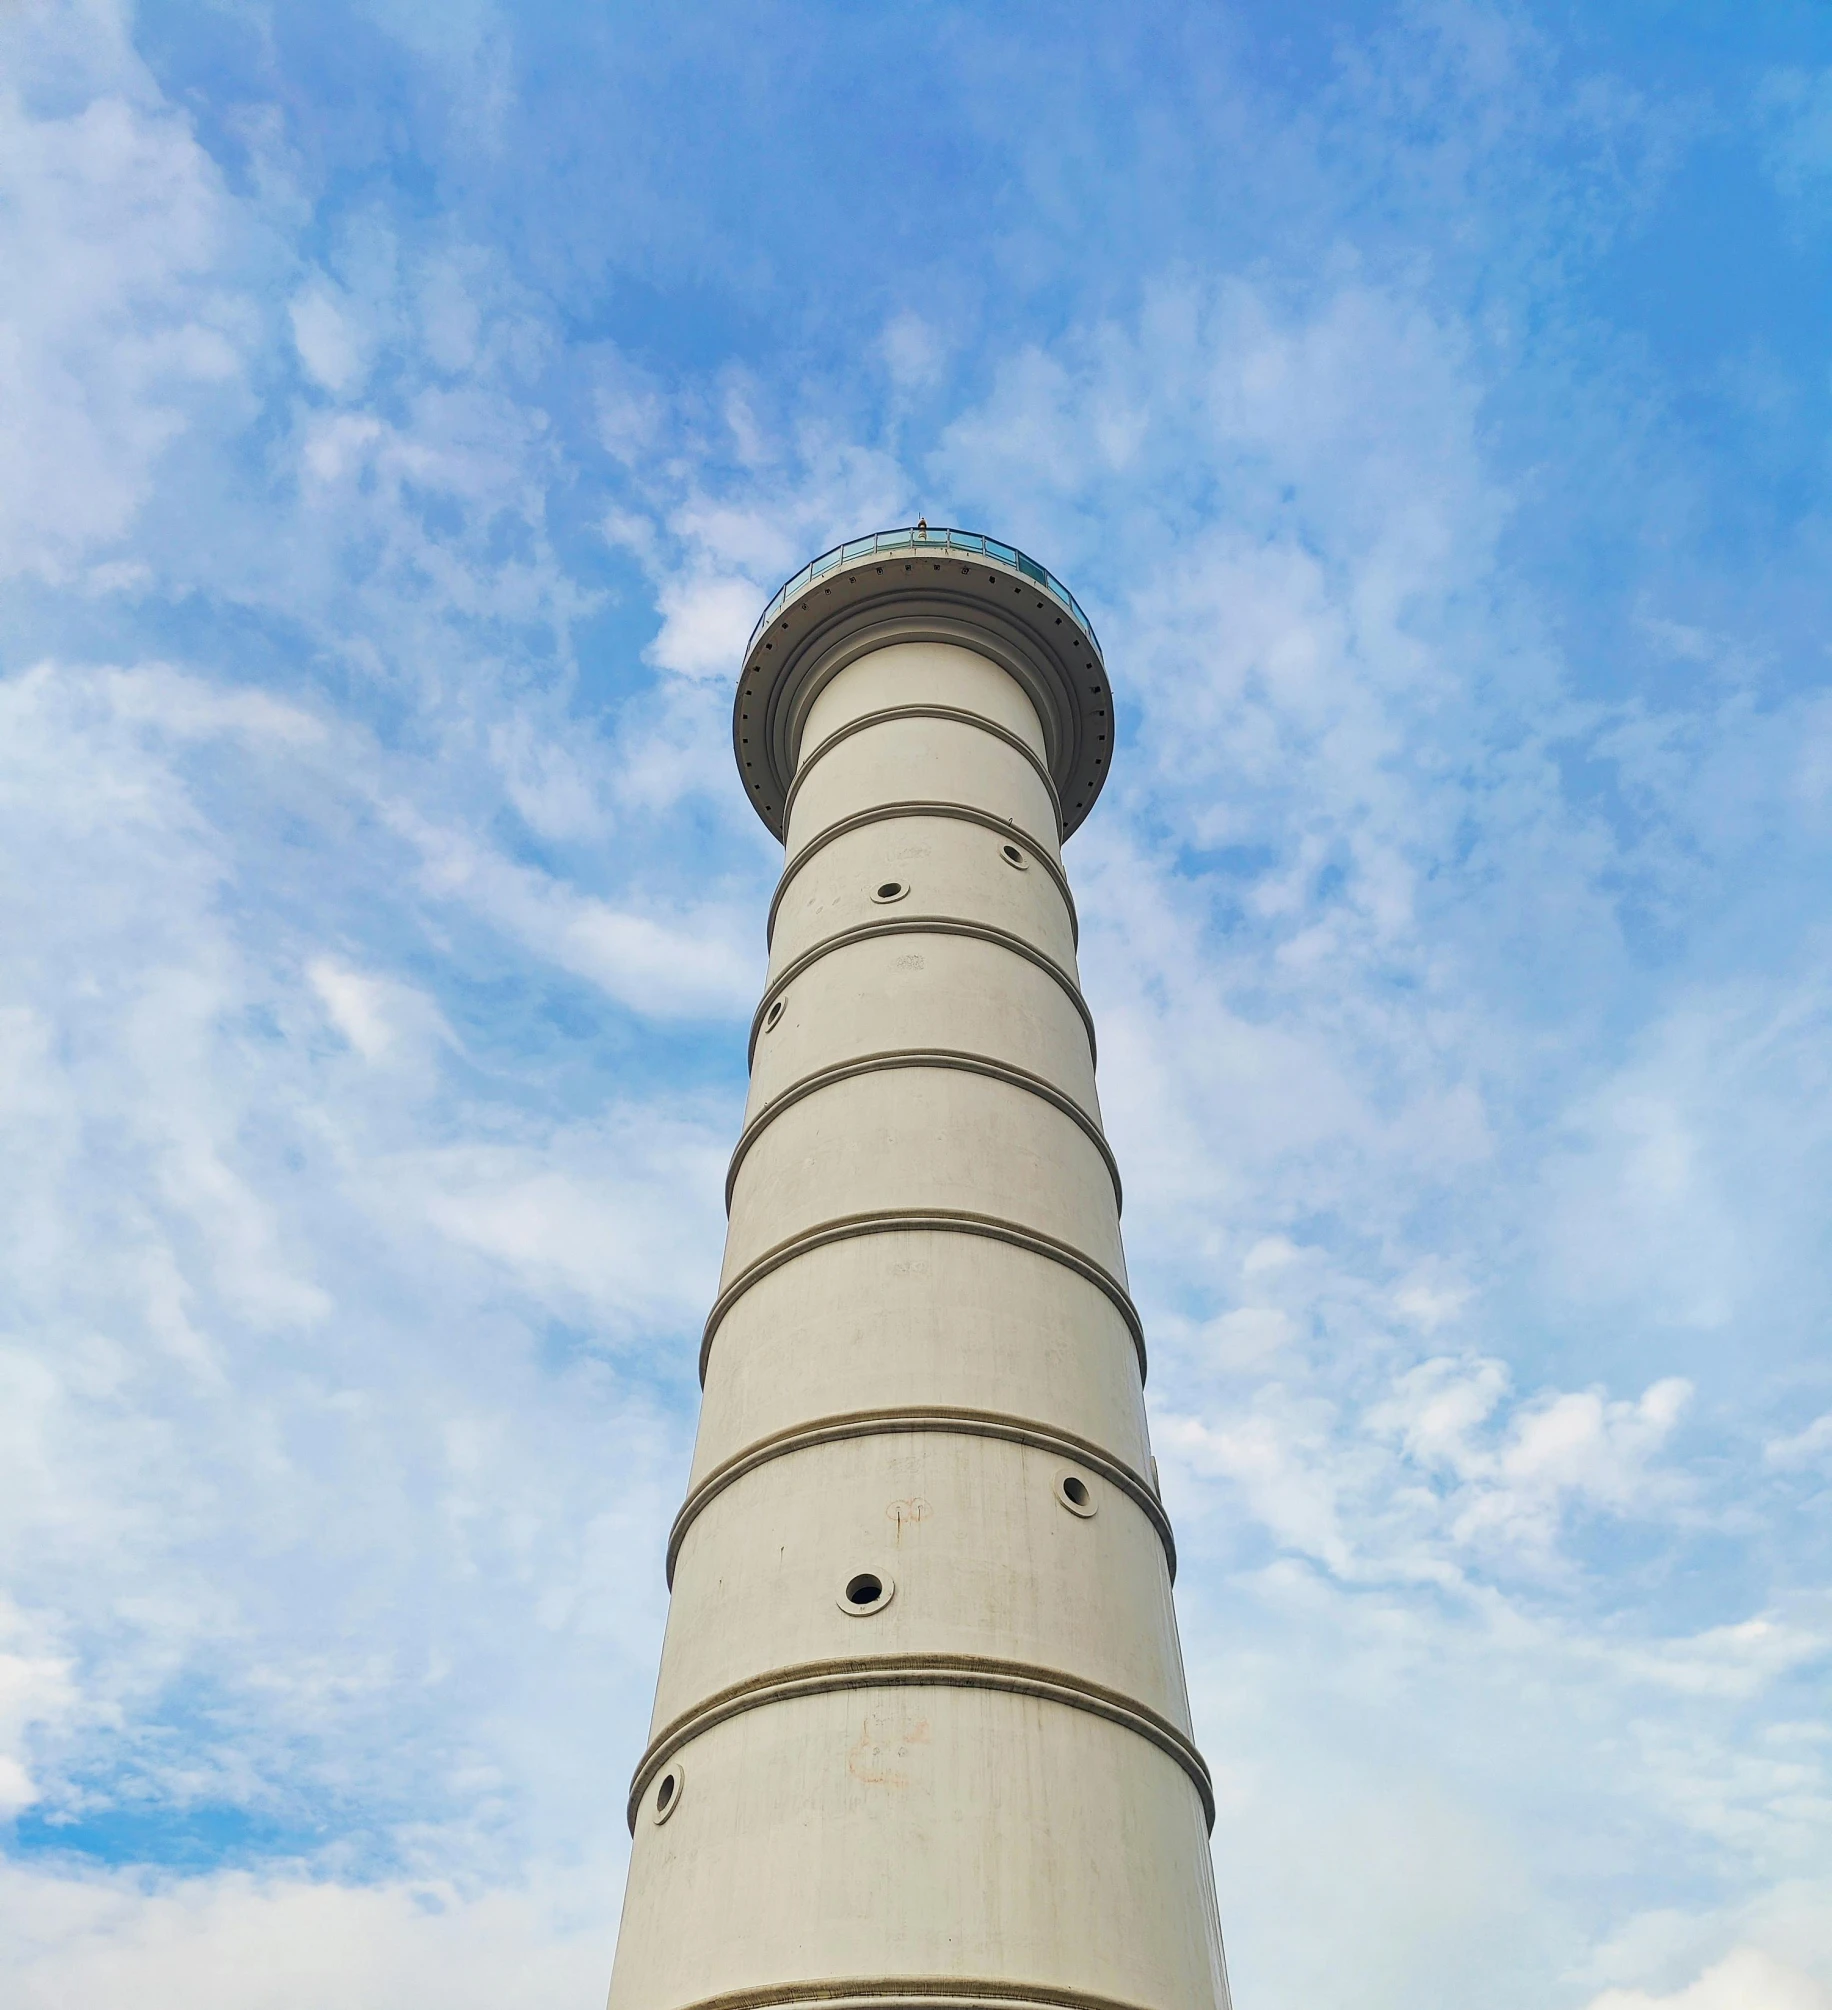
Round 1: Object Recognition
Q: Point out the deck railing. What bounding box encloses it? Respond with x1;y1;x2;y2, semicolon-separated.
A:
746;526;1100;659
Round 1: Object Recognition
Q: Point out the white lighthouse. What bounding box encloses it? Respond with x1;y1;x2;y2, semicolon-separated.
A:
605;527;1232;2010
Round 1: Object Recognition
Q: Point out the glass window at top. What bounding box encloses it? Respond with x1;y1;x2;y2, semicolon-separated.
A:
747;528;1098;657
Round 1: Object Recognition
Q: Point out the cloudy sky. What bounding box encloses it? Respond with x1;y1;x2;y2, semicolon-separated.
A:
3;1;1832;2005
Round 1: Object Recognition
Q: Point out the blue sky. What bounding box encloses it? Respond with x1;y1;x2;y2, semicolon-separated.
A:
3;2;1831;2004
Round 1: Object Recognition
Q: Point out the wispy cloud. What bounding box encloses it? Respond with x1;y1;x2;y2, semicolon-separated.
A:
3;1;1830;2005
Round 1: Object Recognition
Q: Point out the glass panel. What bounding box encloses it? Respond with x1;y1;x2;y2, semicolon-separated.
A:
749;527;1101;660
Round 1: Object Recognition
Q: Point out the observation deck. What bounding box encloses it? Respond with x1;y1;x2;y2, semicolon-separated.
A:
733;525;1113;842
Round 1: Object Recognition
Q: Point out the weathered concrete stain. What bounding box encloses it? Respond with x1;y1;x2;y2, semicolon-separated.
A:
848;1708;932;1789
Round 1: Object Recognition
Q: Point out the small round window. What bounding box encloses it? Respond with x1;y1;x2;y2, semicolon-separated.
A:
871;880;909;905
762;997;787;1034
651;1761;685;1824
1056;1470;1098;1518
838;1570;895;1615
1000;842;1029;870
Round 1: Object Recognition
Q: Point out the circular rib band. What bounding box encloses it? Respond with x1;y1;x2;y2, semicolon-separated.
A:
782;703;1063;836
768;801;1078;951
750;919;1094;1069
726;1051;1120;1215
627;1653;1214;1834
700;1209;1146;1386
668;1406;1173;1587
659;1981;1157;2010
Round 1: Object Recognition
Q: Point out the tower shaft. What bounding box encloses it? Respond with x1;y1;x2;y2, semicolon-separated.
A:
607;533;1230;2010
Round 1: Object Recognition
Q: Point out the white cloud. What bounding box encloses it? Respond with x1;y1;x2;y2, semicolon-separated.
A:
0;637;707;1890
1539;978;1832;1341
402;1117;726;1335
397;809;756;1018
289;283;367;396
1756;69;1832;211
1391;1264;1473;1332
1588;1947;1832;2010
0;68;247;581
646;571;764;681
308;959;451;1064
1164;1358;1693;1588
1371;1356;1511;1475
1242;1236;1306;1278
880;309;947;391
1160;1401;1362;1580
1765;1415;1832;1471
0;1861;615;2010
0;1600;76;1816
1601;1616;1829;1702
1202;1305;1297;1368
487;713;608;842
1454;1375;1694;1553
308;959;399;1061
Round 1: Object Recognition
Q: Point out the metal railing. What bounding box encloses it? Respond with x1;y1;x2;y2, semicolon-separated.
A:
746;526;1101;659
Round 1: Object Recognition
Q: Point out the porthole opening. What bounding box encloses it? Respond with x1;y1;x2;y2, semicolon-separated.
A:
763;997;786;1033
651;1762;684;1824
1056;1470;1098;1518
839;1570;895;1615
1000;842;1028;870
871;879;909;904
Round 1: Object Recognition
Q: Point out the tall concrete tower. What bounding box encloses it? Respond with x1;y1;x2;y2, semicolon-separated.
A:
606;527;1231;2010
